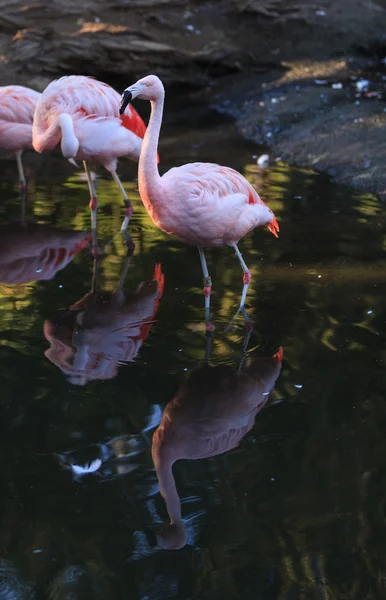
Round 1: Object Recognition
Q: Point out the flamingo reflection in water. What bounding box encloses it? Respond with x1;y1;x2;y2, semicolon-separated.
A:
44;255;164;386
151;336;283;550
0;225;91;285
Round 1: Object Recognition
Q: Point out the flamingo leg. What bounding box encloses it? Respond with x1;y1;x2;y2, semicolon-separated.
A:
198;247;215;333
83;161;100;254
232;243;251;308
109;169;133;233
15;151;26;191
224;243;253;333
15;152;27;226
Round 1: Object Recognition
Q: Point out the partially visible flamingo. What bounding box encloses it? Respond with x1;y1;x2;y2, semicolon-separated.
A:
151;342;283;550
0;85;41;190
119;75;279;330
0;225;90;284
44;261;164;386
32;75;150;244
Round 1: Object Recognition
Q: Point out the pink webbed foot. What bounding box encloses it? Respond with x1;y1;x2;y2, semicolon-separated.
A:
243;270;251;285
204;286;211;298
89;197;98;212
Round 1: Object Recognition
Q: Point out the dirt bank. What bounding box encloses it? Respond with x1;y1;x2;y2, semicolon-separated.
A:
0;0;385;194
213;57;386;198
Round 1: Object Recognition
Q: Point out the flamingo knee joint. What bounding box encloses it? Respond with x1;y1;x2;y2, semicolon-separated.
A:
243;271;251;285
89;197;98;211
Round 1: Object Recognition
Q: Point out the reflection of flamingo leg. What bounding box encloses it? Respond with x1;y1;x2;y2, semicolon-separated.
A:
91;254;101;295
20;187;26;228
115;254;132;293
237;312;253;373
198;247;214;333
204;330;213;364
83;161;100;253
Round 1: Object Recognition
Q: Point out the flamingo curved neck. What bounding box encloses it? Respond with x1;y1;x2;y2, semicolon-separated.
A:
33;112;79;157
58;114;79;159
138;95;164;200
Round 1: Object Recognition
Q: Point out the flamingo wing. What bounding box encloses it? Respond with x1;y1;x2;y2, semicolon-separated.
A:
164;162;264;203
0;86;40;124
36;76;122;121
120;106;146;139
162;163;278;243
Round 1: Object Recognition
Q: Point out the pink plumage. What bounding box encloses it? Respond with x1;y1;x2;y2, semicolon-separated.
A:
33;75;150;238
158;162;279;247
0;85;41;188
119;74;279;330
33;76;145;167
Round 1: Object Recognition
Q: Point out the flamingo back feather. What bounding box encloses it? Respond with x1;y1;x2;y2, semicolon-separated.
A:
35;76;147;138
0;86;40;125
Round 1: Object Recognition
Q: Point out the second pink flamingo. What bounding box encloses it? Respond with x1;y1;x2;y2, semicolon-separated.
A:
33;75;150;242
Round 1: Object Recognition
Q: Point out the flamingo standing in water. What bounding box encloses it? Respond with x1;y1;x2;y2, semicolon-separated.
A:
151;343;283;549
32;76;149;244
119;75;279;330
0;85;41;190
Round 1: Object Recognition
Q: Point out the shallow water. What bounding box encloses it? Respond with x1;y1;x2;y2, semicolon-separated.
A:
1;105;386;599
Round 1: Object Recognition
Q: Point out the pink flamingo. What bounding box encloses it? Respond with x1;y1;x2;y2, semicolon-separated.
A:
0;85;40;190
151;344;283;549
119;75;279;330
44;262;164;386
32;75;150;243
0;225;91;284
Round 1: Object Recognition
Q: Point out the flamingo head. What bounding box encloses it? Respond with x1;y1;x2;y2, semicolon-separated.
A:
155;520;187;551
120;75;164;114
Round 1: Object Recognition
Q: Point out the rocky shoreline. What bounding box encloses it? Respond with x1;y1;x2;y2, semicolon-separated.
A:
0;0;385;196
213;57;386;198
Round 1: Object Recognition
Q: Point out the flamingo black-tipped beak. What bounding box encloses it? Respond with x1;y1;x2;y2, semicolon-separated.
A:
119;90;132;115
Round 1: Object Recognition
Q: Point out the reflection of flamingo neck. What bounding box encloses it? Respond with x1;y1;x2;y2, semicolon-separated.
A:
152;440;187;549
152;445;181;522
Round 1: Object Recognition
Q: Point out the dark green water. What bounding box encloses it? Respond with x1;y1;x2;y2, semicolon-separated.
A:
0;104;386;599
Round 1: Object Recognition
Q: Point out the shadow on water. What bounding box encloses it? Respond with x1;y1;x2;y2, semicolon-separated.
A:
0;106;386;598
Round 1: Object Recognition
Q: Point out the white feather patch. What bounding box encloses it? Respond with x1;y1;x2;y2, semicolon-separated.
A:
70;458;102;476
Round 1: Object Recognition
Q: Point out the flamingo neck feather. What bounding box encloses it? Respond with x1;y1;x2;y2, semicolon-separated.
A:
138;94;164;201
58;113;79;159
